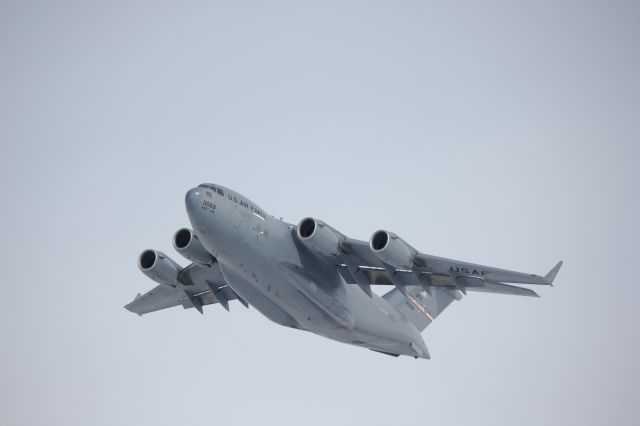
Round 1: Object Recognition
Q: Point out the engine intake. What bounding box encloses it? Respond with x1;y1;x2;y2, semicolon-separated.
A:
369;230;416;268
173;228;214;266
296;217;344;256
138;249;181;286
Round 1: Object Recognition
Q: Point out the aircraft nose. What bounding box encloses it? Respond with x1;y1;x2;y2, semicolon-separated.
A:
185;187;202;213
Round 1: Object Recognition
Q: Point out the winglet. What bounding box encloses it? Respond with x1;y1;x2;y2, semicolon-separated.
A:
544;261;563;285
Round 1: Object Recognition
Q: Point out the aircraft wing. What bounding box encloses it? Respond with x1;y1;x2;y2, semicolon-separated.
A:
338;237;562;296
125;261;247;315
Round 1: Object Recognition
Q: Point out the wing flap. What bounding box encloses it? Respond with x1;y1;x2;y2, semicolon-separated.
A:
461;280;540;297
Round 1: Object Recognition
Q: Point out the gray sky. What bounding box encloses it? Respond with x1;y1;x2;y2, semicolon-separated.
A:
1;1;639;425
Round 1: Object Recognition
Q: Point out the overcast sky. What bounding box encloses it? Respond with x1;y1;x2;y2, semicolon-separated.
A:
1;1;639;425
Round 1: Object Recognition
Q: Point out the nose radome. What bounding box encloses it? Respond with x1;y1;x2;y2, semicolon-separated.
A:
185;187;202;212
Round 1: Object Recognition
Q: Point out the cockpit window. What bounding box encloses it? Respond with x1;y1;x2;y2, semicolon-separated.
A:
198;184;225;196
197;184;225;197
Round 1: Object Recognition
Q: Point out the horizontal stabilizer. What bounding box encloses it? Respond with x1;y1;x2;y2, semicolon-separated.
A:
544;261;563;285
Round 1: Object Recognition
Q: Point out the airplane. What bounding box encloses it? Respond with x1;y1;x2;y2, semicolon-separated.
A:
125;183;562;359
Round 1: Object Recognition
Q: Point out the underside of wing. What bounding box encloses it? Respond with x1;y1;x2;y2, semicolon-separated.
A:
337;237;561;296
415;253;561;286
124;286;184;315
125;261;245;316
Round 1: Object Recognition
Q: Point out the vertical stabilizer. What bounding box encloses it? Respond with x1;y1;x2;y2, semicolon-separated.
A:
383;285;458;332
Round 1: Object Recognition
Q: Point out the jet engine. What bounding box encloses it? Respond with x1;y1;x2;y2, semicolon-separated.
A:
296;217;344;256
369;230;417;268
172;228;214;266
138;249;181;286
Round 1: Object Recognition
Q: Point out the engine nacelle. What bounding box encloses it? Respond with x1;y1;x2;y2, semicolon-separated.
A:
369;230;417;268
138;249;181;286
296;217;344;256
172;228;214;266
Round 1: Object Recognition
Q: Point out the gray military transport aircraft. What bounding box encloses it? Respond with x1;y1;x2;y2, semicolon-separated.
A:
126;184;562;359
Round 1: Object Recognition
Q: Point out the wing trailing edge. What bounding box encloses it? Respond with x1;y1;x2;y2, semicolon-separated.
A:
463;281;540;297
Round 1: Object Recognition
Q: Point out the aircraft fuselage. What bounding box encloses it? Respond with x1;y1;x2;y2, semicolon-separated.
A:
185;184;428;358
